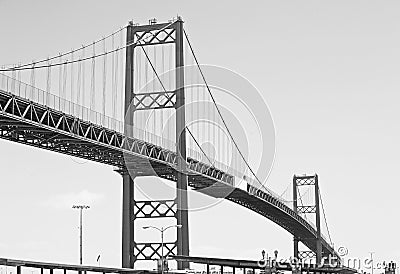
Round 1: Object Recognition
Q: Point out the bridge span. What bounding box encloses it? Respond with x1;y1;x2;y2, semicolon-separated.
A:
0;79;337;259
0;17;341;270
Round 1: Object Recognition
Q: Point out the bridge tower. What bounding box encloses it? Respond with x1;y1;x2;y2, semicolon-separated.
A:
293;174;323;264
122;18;189;269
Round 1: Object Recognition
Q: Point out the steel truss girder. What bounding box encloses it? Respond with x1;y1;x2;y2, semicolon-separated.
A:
246;184;317;238
133;199;177;219
243;184;336;258
0;90;340;263
0;90;234;266
133;91;176;111
134;242;177;261
0;90;234;185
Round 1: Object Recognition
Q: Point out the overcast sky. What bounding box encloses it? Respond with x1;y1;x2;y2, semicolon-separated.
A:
0;0;399;272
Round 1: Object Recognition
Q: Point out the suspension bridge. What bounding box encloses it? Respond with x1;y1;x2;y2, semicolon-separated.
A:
0;17;351;273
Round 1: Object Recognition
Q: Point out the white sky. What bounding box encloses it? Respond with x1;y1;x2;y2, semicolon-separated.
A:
0;0;399;272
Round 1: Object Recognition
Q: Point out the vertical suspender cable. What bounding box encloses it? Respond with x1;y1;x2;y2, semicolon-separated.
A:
213;82;215;165
17;63;21;95
111;34;116;123
102;38;107;120
1;66;4;88
11;64;16;93
81;46;85;108
111;34;115;121
46;58;51;104
30;61;35;100
58;54;62;98
71;50;74;104
196;69;200;160
90;41;96;114
62;59;68;111
115;45;120;122
77;56;82;117
120;29;124;123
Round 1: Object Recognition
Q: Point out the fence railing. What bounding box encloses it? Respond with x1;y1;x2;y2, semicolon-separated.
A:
0;257;149;274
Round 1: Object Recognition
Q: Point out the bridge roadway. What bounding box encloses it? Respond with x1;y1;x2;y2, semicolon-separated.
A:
0;88;338;259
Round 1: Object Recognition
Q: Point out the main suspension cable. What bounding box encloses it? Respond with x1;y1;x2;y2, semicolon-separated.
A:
0;21;177;72
297;188;308;221
318;185;333;245
183;28;268;189
135;34;215;168
3;25;128;70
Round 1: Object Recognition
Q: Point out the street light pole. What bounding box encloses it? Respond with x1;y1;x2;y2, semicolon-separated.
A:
161;229;164;273
143;225;183;274
72;205;90;265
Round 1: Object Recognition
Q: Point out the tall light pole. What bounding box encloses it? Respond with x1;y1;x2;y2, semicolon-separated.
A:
72;205;90;265
143;225;182;274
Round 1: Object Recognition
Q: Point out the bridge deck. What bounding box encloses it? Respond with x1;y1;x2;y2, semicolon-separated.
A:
0;89;337;259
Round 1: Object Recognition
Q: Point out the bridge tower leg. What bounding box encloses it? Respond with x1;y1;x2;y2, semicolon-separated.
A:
121;20;135;269
293;174;322;265
292;176;299;261
314;175;322;264
174;18;190;270
122;18;189;269
122;171;135;268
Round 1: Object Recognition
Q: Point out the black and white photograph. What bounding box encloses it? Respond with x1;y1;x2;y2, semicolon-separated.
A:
0;2;398;274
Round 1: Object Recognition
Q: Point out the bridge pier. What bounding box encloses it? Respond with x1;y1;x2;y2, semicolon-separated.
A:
121;170;134;268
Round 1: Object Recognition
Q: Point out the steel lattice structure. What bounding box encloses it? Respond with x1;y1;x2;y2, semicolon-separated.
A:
0;18;340;271
0;87;338;261
293;174;325;263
